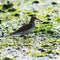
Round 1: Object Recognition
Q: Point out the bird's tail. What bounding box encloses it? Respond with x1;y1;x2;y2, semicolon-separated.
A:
10;32;15;36
9;31;19;36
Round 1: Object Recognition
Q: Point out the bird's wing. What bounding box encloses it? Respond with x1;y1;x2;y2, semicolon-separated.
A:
10;23;32;35
16;23;32;32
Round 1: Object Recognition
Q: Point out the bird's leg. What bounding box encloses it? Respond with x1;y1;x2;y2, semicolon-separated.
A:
20;35;26;39
22;34;30;44
20;35;27;44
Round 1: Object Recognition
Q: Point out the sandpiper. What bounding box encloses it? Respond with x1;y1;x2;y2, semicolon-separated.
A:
10;16;38;36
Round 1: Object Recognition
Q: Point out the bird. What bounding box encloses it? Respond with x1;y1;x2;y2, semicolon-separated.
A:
10;16;38;36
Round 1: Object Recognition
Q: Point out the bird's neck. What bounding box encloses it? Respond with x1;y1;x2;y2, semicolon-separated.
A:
29;18;35;24
29;19;35;28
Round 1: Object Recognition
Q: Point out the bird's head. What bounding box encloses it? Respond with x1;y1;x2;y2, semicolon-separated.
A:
31;16;38;20
29;15;39;23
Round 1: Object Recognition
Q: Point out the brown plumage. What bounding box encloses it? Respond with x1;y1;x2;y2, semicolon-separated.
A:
10;16;38;36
